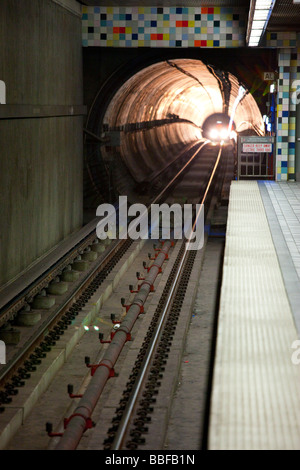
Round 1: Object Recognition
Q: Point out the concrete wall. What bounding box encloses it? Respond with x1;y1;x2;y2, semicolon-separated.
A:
0;0;84;288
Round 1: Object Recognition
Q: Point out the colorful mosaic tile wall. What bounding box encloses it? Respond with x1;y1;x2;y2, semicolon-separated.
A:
82;6;246;47
276;38;300;181
266;31;297;49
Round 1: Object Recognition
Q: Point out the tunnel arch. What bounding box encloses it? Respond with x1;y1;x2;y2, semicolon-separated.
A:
86;57;264;203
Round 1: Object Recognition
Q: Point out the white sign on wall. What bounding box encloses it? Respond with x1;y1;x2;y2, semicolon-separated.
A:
242;143;273;153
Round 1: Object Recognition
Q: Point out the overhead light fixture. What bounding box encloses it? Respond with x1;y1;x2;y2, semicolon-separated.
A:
253;10;269;20
250;30;263;37
246;0;276;47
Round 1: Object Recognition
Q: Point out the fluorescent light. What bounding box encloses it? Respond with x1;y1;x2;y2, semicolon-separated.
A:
252;20;266;29
247;0;275;47
250;30;263;37
253;10;269;20
249;38;260;46
249;34;260;41
255;0;273;8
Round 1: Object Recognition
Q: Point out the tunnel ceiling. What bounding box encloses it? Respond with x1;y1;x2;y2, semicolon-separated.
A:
100;58;264;193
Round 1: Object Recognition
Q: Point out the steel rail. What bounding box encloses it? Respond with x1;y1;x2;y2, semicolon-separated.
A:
1;140;208;389
1;139;207;326
54;140;211;450
0;237;129;385
55;241;172;450
0;220;100;327
110;144;223;449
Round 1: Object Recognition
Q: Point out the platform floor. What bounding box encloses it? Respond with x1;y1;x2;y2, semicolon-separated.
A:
208;180;300;450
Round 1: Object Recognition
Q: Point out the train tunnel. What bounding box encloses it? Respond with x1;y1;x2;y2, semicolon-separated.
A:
85;58;265;204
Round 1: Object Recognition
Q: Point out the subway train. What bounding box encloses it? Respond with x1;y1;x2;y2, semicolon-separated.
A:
202;113;236;144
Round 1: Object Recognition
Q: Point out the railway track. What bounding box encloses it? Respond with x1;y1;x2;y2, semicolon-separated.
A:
0;140;233;450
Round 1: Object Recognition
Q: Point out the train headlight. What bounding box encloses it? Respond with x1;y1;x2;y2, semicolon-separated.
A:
220;128;229;140
209;129;219;140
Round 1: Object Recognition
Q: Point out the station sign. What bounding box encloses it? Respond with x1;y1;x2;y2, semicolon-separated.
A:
263;72;275;81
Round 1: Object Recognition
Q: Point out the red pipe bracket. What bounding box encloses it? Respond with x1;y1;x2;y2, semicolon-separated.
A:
64;414;94;432
86;362;116;377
